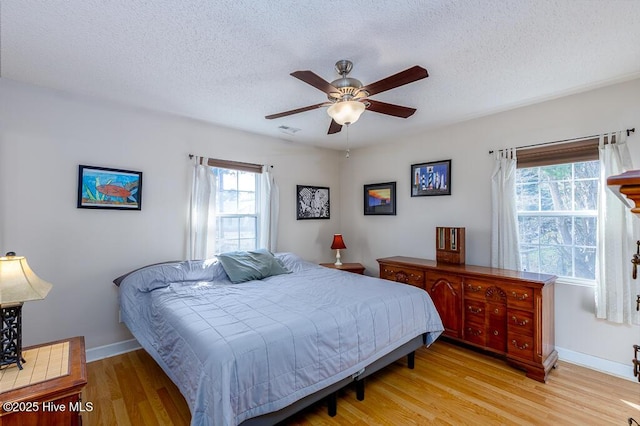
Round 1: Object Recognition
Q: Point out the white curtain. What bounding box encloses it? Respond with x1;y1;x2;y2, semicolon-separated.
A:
596;132;638;325
491;148;522;270
258;165;279;252
187;159;216;260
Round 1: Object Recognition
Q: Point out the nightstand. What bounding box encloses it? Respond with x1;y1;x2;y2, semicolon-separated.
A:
0;336;87;426
320;262;366;275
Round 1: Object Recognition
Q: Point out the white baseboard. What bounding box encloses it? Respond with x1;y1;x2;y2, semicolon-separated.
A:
85;338;141;363
556;346;636;381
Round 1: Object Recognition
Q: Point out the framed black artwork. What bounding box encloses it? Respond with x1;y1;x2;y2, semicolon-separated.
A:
296;185;330;219
77;165;142;210
364;182;397;215
411;159;451;196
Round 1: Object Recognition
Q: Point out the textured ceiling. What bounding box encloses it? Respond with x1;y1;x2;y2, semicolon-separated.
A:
2;1;640;150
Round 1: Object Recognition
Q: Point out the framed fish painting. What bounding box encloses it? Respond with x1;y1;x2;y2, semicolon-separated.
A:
77;165;143;210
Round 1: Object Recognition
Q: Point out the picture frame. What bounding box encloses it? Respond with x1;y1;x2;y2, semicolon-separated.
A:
411;159;451;197
77;165;143;210
296;185;330;219
364;182;397;215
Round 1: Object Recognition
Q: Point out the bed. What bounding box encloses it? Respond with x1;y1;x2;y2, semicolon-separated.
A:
115;251;444;426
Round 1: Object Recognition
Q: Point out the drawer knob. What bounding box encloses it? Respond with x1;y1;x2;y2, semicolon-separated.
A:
494;308;499;314
468;306;483;314
493;330;499;336
467;284;482;292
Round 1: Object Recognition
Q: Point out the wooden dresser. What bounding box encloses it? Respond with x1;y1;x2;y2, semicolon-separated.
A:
378;256;558;382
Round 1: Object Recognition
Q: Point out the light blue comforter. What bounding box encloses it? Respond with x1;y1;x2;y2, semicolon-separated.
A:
118;253;443;425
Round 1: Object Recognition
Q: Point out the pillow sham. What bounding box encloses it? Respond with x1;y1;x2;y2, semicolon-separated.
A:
217;249;290;283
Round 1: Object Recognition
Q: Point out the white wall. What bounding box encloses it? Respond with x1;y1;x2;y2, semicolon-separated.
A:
341;77;640;377
0;79;342;350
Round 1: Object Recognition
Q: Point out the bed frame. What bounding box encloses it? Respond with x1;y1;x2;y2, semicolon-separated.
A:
240;333;426;425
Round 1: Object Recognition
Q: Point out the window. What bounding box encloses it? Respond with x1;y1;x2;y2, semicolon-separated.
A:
513;137;602;281
516;160;599;281
212;167;260;253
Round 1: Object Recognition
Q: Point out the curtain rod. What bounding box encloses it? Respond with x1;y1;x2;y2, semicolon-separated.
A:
488;127;635;155
187;154;273;168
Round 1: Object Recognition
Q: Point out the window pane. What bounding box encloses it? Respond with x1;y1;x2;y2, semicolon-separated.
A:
516;167;539;184
574;179;598;210
574;161;599;179
540;164;571;181
239;216;256;238
520;245;540;273
220;170;238;190
540;181;571;211
574;247;596;280
539;246;572;276
518;216;540;244
219;190;238;213
238;191;256;214
516;183;540;211
574;217;596;246
539;216;572;245
238;171;255;191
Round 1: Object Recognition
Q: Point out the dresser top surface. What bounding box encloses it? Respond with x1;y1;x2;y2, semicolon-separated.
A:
377;256;557;284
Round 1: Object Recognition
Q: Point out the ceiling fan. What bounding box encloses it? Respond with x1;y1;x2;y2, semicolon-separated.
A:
265;60;429;134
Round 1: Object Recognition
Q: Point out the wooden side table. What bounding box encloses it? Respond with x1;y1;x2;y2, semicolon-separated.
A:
320;262;366;275
0;336;87;426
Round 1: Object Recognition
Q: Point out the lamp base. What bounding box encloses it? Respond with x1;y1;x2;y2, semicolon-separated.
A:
334;249;343;266
1;303;25;369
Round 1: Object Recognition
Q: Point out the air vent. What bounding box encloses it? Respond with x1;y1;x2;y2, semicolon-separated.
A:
278;125;301;135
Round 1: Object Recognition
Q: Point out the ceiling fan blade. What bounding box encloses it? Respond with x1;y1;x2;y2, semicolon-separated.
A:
361;66;428;96
328;119;342;134
265;103;326;119
291;71;340;95
366;99;417;118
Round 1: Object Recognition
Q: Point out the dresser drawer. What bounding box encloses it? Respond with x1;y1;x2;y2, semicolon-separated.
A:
464;299;485;322
380;265;425;288
463;278;490;300
507;332;534;361
506;285;534;309
464;323;486;347
508;309;534;336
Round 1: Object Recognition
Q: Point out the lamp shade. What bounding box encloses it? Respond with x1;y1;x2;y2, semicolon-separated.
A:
327;101;365;125
0;255;52;304
331;234;347;250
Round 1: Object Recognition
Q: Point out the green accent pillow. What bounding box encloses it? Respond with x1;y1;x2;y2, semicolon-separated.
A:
217;249;290;283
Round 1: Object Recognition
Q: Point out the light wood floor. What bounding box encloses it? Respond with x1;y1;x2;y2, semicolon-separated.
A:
83;340;640;425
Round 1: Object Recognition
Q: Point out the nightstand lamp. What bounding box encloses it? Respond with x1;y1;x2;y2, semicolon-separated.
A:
0;252;52;369
331;234;347;266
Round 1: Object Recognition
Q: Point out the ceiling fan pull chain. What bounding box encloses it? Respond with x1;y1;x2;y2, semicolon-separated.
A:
345;124;351;158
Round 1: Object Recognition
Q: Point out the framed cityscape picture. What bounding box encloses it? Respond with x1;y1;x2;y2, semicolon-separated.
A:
77;165;143;210
411;159;451;196
296;185;330;219
364;182;397;215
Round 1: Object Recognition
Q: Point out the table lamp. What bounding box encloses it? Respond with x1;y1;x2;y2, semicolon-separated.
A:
331;234;347;266
0;252;53;369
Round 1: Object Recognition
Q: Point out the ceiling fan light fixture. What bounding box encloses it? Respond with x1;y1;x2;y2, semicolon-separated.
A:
327;101;365;125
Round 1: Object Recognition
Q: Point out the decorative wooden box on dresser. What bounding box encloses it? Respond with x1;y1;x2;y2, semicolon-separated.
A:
378;256;558;382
